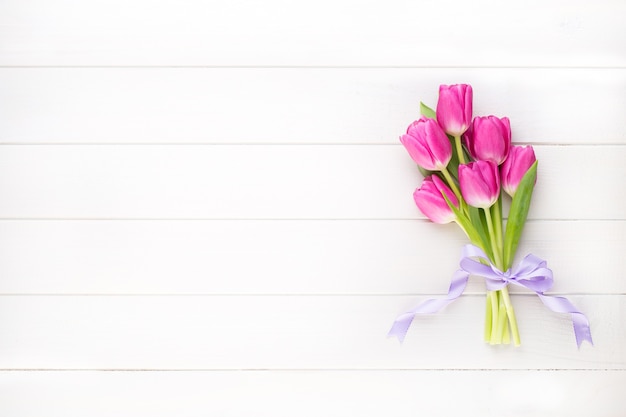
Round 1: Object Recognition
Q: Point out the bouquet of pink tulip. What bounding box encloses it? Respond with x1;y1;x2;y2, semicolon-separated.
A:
388;84;593;347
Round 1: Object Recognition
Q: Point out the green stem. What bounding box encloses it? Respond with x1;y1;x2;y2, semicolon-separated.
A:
484;295;492;343
500;287;521;346
491;194;521;346
491;198;504;260
491;198;507;344
484;206;506;345
441;167;468;216
483;208;503;269
502;316;511;344
440;167;462;204
453;135;466;165
488;291;499;344
496;294;507;343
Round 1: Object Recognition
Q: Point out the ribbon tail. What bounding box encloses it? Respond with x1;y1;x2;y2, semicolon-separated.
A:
537;293;593;348
388;269;469;343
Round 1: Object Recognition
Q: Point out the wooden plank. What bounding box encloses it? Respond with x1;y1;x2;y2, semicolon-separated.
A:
0;295;620;370
0;220;622;294
0;68;624;144
0;145;623;220
0;370;623;417
0;0;623;67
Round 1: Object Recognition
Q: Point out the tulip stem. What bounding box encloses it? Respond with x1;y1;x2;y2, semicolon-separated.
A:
453;135;466;165
484;206;500;345
484;295;492;342
500;286;521;346
482;207;503;269
440;167;465;213
491;196;505;259
502;318;511;344
488;291;499;344
496;296;508;343
490;193;520;345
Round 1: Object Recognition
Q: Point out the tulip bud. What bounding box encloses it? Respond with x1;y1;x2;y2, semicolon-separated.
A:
436;84;473;137
501;145;537;197
413;175;459;224
458;161;500;209
400;117;452;171
464;116;511;165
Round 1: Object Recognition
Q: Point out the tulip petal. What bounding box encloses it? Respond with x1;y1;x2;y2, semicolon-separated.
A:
436;84;473;137
413;176;457;224
501;145;536;197
459;161;500;209
467;115;511;165
400;118;452;171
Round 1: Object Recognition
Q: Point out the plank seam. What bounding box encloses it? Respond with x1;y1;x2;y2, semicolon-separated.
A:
0;142;624;147
0;368;623;372
0;293;621;297
1;65;625;69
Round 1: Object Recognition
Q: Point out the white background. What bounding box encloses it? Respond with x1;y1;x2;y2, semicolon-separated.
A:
0;0;625;415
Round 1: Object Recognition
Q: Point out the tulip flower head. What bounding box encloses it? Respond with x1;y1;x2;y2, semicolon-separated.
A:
400;117;452;171
459;161;500;209
413;175;459;224
465;116;511;165
436;84;473;137
501;145;537;197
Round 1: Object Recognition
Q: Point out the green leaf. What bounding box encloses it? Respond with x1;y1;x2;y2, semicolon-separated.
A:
503;161;538;269
468;206;494;261
420;102;437;119
442;194;487;253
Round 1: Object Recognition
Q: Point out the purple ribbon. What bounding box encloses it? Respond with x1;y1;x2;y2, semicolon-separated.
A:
388;244;593;348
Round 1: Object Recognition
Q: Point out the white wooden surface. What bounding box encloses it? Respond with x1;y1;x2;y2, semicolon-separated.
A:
1;0;625;415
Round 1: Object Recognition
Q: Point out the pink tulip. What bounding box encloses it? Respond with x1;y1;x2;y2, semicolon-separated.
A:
400;117;452;171
501;145;537;197
436;84;473;137
458;161;500;209
464;116;511;165
413;175;459;224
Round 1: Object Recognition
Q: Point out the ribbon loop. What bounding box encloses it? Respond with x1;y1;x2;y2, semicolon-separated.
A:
388;244;593;348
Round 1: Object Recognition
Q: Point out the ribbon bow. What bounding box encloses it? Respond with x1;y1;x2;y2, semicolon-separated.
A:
388;244;593;348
